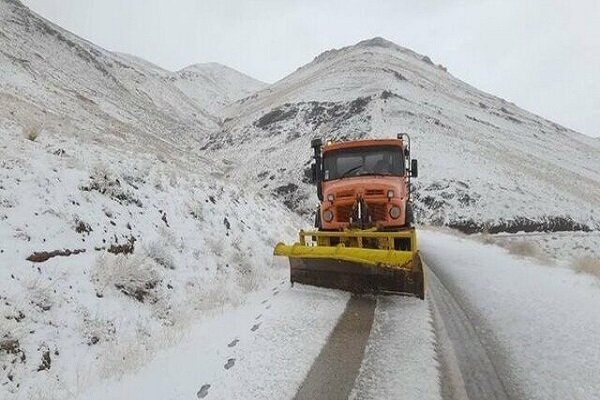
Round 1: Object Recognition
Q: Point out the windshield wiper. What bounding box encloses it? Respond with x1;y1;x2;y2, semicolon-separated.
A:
340;165;363;178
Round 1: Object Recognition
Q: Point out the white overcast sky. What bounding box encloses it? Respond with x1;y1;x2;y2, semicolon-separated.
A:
21;0;600;137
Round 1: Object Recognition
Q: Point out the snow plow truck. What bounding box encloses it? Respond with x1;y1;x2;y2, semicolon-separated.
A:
274;134;424;299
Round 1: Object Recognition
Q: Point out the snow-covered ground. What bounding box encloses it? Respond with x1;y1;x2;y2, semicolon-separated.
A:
476;231;600;275
0;119;301;398
78;283;350;400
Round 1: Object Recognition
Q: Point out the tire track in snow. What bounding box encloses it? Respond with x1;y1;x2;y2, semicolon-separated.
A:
294;296;376;400
426;259;514;400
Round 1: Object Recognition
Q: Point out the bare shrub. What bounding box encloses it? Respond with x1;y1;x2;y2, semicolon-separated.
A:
505;240;540;258
184;274;243;314
144;241;176;270
92;253;163;304
81;314;117;346
205;235;224;255
231;249;259;293
22;122;43;141
81;165;142;207
188;202;204;222
572;256;600;279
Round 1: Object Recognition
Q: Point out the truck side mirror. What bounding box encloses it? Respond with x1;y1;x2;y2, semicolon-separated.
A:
411;159;418;178
311;164;317;183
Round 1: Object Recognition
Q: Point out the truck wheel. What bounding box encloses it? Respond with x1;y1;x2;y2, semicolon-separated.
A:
405;203;414;227
314;207;322;229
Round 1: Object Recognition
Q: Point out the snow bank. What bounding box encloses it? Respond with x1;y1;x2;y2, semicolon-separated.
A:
350;296;441;400
78;284;350;400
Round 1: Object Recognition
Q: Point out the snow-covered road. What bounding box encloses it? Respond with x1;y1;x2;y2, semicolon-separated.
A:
421;230;600;400
76;273;438;399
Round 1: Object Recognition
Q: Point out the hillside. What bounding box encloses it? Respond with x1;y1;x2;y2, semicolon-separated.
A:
0;0;219;154
209;37;600;233
170;63;267;115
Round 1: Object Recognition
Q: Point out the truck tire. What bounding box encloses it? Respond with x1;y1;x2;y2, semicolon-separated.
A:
314;206;322;229
405;203;414;227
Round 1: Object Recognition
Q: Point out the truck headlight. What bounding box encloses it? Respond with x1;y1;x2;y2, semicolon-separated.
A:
327;194;335;202
323;209;334;222
389;206;401;219
387;190;395;199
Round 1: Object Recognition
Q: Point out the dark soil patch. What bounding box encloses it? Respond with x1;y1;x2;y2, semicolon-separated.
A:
255;108;298;128
107;236;136;255
115;279;159;303
0;339;20;354
75;220;92;234
37;350;51;371
27;248;86;263
160;210;169;227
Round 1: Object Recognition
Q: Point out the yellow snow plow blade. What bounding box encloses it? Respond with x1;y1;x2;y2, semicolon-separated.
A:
274;228;424;298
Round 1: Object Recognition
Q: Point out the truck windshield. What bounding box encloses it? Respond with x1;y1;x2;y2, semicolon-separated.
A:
323;146;405;181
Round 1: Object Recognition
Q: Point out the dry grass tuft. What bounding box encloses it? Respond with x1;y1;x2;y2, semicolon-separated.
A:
22;122;43;141
505;240;540;258
572;256;600;279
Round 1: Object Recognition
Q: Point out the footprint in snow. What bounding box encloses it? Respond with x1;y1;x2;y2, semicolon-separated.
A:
280;280;286;285
265;305;271;310
224;358;236;370
261;299;269;304
273;290;280;296
251;323;261;332
227;339;239;348
255;314;262;320
197;384;211;398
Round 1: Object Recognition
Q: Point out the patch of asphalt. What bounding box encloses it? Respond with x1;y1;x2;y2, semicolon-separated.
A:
294;295;376;400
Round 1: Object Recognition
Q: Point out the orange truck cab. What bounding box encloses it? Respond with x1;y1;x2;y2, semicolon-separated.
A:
311;135;418;231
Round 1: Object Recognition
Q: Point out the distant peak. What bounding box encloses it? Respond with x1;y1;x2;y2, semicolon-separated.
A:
355;37;401;50
179;62;229;72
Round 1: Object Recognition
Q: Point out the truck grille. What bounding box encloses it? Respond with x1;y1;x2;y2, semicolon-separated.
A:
336;190;355;199
335;203;387;223
365;189;385;197
336;205;353;222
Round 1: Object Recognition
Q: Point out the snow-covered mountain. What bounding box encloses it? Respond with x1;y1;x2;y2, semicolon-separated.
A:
208;37;600;233
170;63;267;115
0;1;224;155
